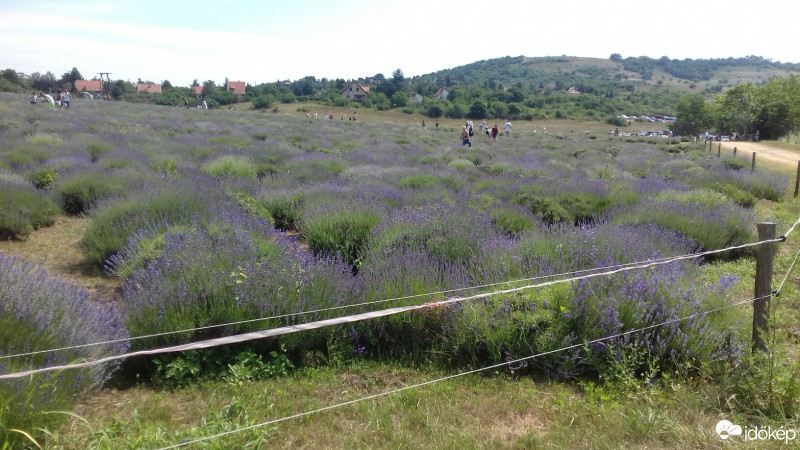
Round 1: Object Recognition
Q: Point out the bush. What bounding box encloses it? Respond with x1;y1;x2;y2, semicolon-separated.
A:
298;202;381;264
0;170;58;238
251;94;274;110
491;206;537;237
79;181;218;269
29;167;58;190
515;192;572;225
254;190;306;231
0;254;128;446
201;155;259;178
56;170;132;215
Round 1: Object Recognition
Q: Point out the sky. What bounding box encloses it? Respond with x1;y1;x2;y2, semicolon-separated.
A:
1;0;797;87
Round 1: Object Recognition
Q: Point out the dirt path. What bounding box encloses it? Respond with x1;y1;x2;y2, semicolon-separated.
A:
0;215;122;300
718;141;800;168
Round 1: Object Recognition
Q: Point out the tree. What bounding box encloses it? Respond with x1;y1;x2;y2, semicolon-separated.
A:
202;80;217;95
670;94;711;136
610;53;622;62
59;67;82;90
468;100;487;119
162;80;173;89
390;91;407;108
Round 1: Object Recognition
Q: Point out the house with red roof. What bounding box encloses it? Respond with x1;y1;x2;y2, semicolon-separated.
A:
75;79;103;93
432;87;449;100
191;85;203;98
226;80;245;95
341;81;369;102
137;83;162;94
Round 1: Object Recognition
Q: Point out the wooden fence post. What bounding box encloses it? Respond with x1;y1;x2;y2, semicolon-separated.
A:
717;143;721;158
752;222;776;353
795;161;800;198
751;152;757;171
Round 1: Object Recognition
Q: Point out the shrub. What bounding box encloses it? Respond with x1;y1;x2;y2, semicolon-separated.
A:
609;193;755;254
298;202;381;265
491;206;537;237
79;181;218;269
515;192;572;225
29;167;58;190
56;170;133;215
201;155;259;178
0;254;128;446
254;190;306;231
0;170;58;238
86;141;113;162
707;182;755;208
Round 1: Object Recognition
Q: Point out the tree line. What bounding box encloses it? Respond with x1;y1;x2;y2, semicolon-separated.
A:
671;75;800;140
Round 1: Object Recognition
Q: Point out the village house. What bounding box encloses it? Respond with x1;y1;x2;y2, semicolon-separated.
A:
191;85;203;98
136;83;162;94
341;81;369;102
432;87;449;100
74;79;103;93
226;80;246;96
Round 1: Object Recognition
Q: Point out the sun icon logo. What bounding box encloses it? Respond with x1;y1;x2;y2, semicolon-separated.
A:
716;420;743;440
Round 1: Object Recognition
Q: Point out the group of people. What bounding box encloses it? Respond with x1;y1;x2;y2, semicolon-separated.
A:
183;98;208;109
31;89;71;110
461;119;512;146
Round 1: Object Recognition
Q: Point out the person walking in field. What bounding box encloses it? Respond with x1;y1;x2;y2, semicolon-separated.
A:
39;92;55;110
461;125;472;147
62;90;71;109
504;119;512;138
30;92;37;104
491;124;499;142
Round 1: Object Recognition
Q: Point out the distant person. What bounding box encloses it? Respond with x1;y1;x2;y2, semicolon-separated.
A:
491;124;499;142
467;121;474;137
504;120;512;137
435;120;439;128
55;89;63;109
353;112;357;121
313;111;318;119
183;97;190;108
62;90;71;109
461;125;472;147
479;120;487;135
422;120;425;128
30;92;37;104
201;99;208;109
39;92;55;110
755;130;760;142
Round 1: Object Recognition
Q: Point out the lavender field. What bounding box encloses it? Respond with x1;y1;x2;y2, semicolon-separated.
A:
0;92;793;445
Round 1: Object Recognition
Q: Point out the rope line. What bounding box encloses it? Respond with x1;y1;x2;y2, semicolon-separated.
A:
1;232;784;363
158;294;766;449
0;236;779;380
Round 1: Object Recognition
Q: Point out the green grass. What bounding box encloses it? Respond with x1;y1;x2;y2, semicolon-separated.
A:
48;361;796;449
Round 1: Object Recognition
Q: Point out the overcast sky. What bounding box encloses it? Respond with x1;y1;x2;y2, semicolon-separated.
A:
1;0;796;87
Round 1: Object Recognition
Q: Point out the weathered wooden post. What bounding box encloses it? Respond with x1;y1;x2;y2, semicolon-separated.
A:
752;152;757;171
717;143;721;158
795;161;800;198
752;222;776;353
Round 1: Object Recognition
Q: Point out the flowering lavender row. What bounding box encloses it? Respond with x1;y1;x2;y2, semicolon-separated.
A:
0;252;129;435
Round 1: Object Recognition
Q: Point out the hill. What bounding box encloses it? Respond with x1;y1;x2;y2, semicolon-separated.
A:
415;54;800;96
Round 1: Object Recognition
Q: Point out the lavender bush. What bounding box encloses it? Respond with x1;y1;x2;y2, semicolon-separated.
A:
0;253;128;444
